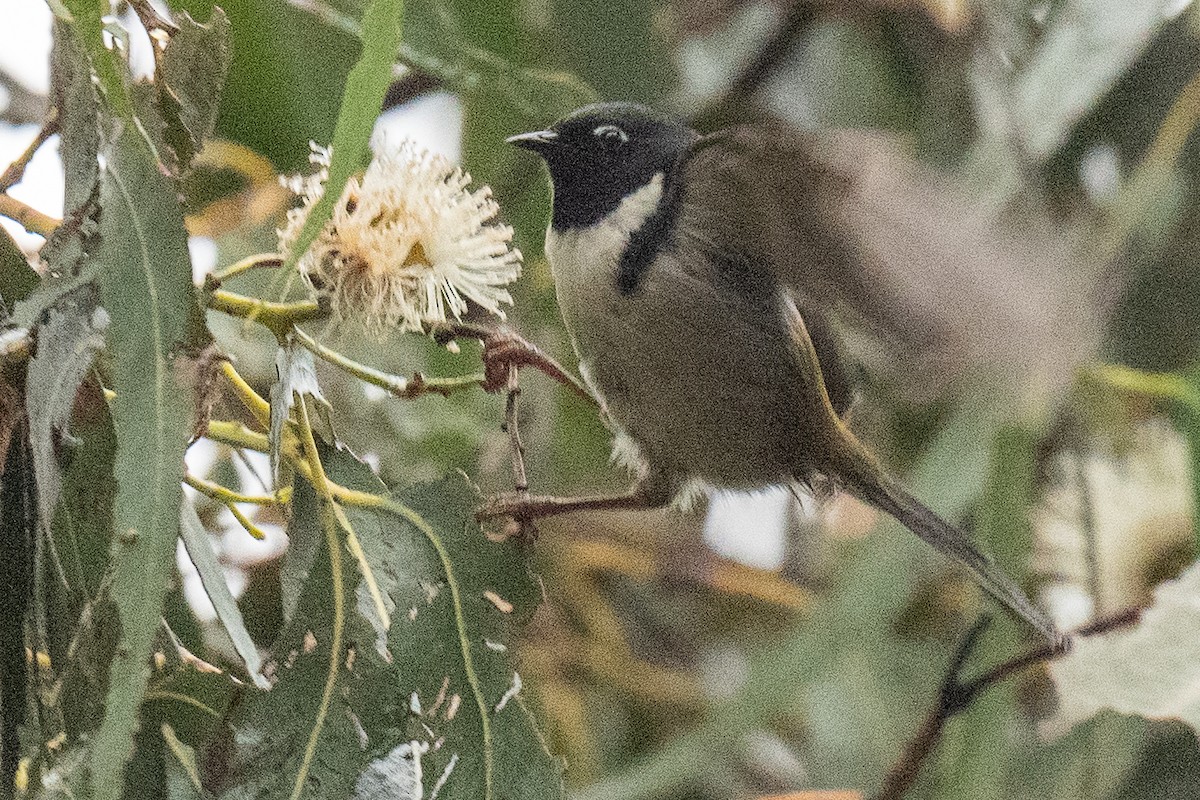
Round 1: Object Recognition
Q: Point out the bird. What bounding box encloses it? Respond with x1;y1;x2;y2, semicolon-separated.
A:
490;101;1061;645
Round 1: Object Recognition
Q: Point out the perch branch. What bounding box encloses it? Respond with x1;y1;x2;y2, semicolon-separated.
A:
291;325;485;399
0;194;60;238
875;606;1144;800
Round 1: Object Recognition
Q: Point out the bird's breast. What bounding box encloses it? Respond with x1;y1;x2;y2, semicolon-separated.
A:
545;191;811;488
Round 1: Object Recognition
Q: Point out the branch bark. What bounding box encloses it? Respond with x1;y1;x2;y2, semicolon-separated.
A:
875;607;1144;800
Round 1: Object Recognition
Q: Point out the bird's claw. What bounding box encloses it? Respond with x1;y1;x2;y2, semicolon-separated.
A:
476;492;540;542
480;329;543;394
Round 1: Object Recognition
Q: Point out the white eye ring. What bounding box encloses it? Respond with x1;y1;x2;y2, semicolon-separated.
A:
593;124;628;145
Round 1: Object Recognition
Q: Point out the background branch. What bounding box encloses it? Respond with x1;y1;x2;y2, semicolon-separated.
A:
876;607;1144;800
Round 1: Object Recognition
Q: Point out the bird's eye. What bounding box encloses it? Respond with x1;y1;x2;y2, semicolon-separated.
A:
593;124;628;146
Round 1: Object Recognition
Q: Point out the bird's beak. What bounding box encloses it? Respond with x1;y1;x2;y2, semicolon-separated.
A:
506;129;559;154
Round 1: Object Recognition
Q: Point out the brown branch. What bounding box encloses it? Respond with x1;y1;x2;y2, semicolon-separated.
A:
0;111;58;194
503;365;529;495
0;194;60;239
693;1;821;124
875;607;1144;800
501;364;536;539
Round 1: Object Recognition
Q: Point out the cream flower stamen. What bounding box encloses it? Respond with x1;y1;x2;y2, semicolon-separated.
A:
278;141;522;335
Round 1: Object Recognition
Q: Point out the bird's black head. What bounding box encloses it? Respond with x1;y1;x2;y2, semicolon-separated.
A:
508;102;698;230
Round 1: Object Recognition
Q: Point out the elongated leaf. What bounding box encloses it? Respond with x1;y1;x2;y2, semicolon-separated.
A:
26;286;108;540
17;20;103;330
58;0;132;119
179;500;269;689
282;0;404;272
89;123;199;800
1004;0;1193;160
221;454;562;800
159;8;233;169
51;18;100;220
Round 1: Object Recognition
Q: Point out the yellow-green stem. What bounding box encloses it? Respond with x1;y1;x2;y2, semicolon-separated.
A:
219;362;272;428
0;193;59;238
184;473;283;506
205;289;324;340
205;253;283;288
292;326;485;398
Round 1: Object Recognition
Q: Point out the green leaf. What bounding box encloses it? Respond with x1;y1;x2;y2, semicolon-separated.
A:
158;8;233;169
282;0;405;273
0;227;38;313
25;286;108;542
161;723;208;800
51;17;100;219
58;0;132;119
178;500;269;689
45;407;118;742
221;455;562;800
19;19;104;328
89;123;200;800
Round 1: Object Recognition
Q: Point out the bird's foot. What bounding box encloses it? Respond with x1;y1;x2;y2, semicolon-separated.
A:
479;329;595;402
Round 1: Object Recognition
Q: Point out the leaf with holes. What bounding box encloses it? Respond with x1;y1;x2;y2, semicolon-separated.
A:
158;8;233;170
219;451;561;800
25;286;108;540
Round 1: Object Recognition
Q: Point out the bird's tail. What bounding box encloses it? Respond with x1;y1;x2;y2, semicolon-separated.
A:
833;444;1062;646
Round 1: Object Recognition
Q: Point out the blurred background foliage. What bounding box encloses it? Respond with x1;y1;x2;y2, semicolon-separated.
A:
5;0;1200;798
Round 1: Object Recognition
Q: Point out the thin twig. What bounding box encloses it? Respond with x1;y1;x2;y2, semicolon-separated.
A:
875;607;1143;800
129;0;180;36
291;325;485;400
876;616;992;800
503;365;529;496
203;253;283;289
501;364;535;539
0;111;59;193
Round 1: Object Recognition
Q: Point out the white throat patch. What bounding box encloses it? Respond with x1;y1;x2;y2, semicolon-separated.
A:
545;173;664;285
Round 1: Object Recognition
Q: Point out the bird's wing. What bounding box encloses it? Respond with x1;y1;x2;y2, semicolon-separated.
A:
677;125;1101;403
673;128;860;416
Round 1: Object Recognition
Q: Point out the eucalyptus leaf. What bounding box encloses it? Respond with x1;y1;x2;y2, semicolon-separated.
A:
220;456;562;800
179;500;269;689
282;0;405;273
89;122;199;800
25;286;108;541
59;0;132;119
32;19;102;310
159;8;233;170
0;227;37;314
